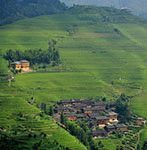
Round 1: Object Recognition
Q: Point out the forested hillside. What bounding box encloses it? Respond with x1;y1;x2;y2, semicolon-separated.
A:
0;0;66;25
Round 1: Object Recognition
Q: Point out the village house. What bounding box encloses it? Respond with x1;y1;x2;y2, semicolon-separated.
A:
135;117;146;126
96;116;109;128
11;60;30;72
55;106;73;115
76;114;86;119
92;102;106;108
92;106;105;112
108;112;118;123
105;125;116;133
89;113;99;119
57;99;82;107
115;124;128;132
11;61;21;70
73;104;87;113
53;99;130;138
82;108;93;115
66;115;77;121
92;130;108;138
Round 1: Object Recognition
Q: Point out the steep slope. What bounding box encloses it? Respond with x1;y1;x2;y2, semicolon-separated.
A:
0;6;147;149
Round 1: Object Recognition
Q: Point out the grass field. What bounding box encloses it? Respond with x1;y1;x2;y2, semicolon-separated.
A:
0;12;147;149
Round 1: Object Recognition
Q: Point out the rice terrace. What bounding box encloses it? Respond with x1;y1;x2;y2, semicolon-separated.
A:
0;0;147;150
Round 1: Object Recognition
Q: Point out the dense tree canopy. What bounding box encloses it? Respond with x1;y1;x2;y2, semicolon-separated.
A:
0;58;9;81
142;141;147;150
115;94;131;122
4;40;61;66
0;0;67;25
0;58;8;75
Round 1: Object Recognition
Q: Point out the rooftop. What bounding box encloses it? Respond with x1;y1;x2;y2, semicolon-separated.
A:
115;124;127;128
105;125;115;129
96;116;109;120
108;112;118;116
11;60;29;64
11;61;21;65
20;60;29;63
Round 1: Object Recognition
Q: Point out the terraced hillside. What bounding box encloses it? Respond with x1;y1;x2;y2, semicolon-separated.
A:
0;7;147;149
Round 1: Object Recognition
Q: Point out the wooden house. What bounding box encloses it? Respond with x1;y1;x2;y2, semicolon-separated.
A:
115;124;128;132
105;125;116;133
11;61;21;70
108;112;118;123
68;116;77;121
96;116;109;128
76;114;86;119
66;114;77;121
11;60;30;72
92;130;108;138
20;60;30;71
83;108;93;115
135;117;146;126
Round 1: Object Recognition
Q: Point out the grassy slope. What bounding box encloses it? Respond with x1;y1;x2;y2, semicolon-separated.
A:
114;24;147;116
0;85;87;150
0;13;147;149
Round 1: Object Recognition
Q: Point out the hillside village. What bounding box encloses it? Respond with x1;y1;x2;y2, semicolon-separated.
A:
53;99;146;138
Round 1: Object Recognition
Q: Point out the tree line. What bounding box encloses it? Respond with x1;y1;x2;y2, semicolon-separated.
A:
4;40;61;66
0;56;11;82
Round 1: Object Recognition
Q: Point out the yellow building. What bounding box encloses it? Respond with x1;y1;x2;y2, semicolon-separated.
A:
20;60;30;71
11;60;30;72
108;112;118;123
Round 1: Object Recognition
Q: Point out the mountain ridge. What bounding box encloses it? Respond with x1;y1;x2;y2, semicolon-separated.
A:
61;0;147;19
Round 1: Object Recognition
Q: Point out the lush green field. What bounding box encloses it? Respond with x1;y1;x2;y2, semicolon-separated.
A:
0;12;147;149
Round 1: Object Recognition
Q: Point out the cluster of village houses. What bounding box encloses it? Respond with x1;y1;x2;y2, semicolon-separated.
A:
53;99;146;138
9;60;146;138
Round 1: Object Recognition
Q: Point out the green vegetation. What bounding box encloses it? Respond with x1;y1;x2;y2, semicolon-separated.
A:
0;6;147;149
98;139;121;150
59;115;96;150
67;5;141;23
0;94;86;150
115;94;131;123
0;0;66;25
0;58;9;77
4;40;60;66
0;116;71;150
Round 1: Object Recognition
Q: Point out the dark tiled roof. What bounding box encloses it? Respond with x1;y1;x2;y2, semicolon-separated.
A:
92;130;107;137
105;125;115;129
96;116;109;120
115;124;127;128
11;61;21;65
20;60;29;63
108;112;118;116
